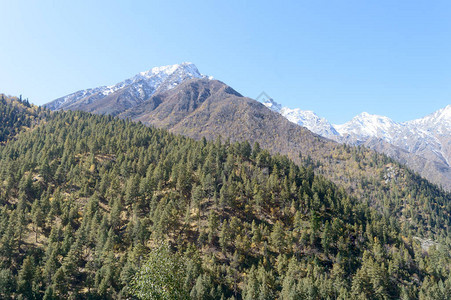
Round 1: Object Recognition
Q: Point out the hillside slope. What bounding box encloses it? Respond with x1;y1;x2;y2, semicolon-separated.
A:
0;103;449;298
0;94;48;143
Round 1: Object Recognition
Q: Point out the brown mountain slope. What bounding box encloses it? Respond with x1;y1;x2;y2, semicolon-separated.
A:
120;79;336;165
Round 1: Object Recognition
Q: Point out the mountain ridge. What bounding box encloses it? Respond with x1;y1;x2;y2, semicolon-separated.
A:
45;62;207;115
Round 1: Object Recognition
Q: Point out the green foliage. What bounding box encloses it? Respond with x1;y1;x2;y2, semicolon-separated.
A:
130;242;190;299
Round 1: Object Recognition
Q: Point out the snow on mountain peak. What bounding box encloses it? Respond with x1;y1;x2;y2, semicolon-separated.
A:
354;111;388;121
46;62;209;111
334;112;399;141
405;104;451;135
259;97;339;137
433;104;451;121
281;107;340;137
259;96;449;146
139;62;201;78
99;63;203;98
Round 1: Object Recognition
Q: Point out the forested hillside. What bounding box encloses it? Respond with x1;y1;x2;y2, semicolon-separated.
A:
0;99;450;299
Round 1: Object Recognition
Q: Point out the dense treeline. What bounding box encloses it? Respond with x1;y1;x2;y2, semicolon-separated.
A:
0;94;48;143
0;99;449;299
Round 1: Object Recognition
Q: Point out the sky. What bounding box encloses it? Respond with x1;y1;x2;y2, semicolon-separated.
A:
1;0;450;124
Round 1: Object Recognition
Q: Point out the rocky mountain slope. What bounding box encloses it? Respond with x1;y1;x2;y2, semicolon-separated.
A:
262;98;451;190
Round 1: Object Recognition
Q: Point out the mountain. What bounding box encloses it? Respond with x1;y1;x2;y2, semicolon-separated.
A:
48;71;339;170
397;106;450;166
47;64;450;232
45;62;206;116
335;108;451;190
262;98;451;190
46;63;450;231
119;78;335;160
335;106;450;157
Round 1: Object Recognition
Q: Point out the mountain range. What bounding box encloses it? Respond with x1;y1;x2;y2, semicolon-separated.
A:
46;62;450;190
2;63;449;298
261;98;451;190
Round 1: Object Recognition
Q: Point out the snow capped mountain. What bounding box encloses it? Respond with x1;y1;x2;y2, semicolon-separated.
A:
337;107;451;189
103;62;204;96
335;106;451;144
335;107;450;167
45;62;208;113
260;97;450;189
334;112;403;142
261;98;339;138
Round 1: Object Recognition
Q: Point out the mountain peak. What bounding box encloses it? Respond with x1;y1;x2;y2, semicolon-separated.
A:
348;112;397;128
354;111;389;120
46;62;209;113
406;103;451;131
437;104;451;119
357;111;371;118
335;112;398;140
138;62;201;78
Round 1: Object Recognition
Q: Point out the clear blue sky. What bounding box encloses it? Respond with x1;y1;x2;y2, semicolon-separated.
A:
1;0;450;124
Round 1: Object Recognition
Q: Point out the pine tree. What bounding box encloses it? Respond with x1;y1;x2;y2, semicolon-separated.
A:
17;256;36;299
0;268;15;298
31;200;44;242
271;221;285;251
